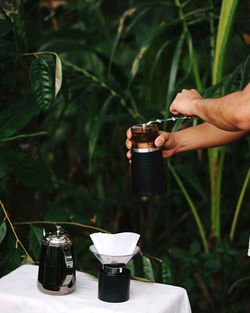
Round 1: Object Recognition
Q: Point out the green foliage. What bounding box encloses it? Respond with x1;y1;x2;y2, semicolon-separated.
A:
88;95;113;167
0;96;39;142
29;227;43;260
0;221;7;244
0;17;12;37
161;260;172;284
142;255;155;282
29;58;54;112
0;1;249;312
0;149;52;193
212;0;240;84
126;259;135;277
0;232;22;277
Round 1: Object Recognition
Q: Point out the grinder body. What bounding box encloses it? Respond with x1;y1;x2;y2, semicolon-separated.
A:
131;124;165;197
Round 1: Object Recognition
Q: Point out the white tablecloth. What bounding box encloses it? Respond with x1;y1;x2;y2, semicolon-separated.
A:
0;265;191;313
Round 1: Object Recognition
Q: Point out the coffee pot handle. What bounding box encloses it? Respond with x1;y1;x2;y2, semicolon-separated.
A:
62;247;74;286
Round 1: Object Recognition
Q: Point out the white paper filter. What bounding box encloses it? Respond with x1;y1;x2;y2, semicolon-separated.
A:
90;232;140;256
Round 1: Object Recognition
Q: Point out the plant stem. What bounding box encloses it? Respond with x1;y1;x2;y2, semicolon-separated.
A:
13;220;110;233
208;0;215;72
168;161;208;252
194;272;215;311
0;200;34;263
215;147;225;240
62;60;138;119
209;0;239;243
177;1;202;92
212;0;239;84
191;48;202;93
230;168;250;241
209;147;220;241
0;131;48;143
227;276;250;295
22;51;138;120
22;51;58;58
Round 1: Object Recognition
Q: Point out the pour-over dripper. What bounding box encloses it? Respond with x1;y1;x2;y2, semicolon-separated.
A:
89;232;140;303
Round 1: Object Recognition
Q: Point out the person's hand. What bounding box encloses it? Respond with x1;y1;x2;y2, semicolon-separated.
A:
126;128;177;160
170;89;203;117
125;128;133;161
154;131;177;158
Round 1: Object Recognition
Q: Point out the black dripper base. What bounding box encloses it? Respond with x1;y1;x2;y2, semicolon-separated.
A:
98;263;130;303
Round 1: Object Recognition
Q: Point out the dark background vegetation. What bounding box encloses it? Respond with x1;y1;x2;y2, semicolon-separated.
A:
0;1;249;312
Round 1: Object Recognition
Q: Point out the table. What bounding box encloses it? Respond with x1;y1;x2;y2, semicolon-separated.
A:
0;265;192;313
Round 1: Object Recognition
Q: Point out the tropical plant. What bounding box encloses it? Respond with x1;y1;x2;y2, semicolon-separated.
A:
0;0;249;312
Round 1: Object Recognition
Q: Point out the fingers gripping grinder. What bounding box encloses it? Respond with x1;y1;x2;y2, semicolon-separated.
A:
131;123;165;197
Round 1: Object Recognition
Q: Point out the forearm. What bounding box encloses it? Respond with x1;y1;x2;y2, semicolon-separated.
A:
173;122;248;154
193;84;250;131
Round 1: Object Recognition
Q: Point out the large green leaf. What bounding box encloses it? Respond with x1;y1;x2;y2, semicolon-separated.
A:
142;255;155;282
0;150;53;193
209;0;239;241
0;95;40;142
0;235;22;277
29;58;54;112
128;17;182;90
162;261;172;284
39;39;127;86
165;29;187;110
204;55;250;98
55;54;62;97
126;259;135;277
212;0;239;83
0;221;7;245
0;248;22;275
29;226;43;260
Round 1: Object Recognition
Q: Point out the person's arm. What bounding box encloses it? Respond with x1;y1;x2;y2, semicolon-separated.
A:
155;122;247;158
126;123;248;159
170;83;250;131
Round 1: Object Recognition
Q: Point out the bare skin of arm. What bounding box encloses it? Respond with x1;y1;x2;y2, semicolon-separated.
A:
126;123;248;159
170;83;250;131
126;84;249;159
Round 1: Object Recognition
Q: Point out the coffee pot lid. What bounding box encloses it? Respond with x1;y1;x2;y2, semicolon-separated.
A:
42;225;72;247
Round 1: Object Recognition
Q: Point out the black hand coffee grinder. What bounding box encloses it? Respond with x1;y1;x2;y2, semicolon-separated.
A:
131;123;165;197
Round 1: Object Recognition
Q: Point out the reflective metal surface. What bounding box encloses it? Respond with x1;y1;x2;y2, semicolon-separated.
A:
37;226;76;295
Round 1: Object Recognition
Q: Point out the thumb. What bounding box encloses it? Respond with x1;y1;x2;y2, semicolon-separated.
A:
155;132;171;148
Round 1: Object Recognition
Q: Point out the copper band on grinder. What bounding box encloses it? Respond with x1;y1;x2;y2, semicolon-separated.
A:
135;142;155;149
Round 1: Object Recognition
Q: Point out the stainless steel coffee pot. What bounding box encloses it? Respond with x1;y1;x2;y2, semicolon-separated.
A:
37;225;76;295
